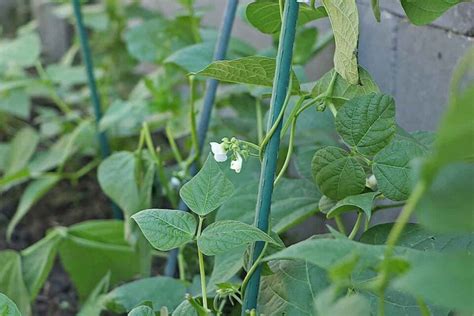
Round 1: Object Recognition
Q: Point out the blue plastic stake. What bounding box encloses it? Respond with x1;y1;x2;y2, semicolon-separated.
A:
72;0;122;219
242;0;299;313
164;0;239;277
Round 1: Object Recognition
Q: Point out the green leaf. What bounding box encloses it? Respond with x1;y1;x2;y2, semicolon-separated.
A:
259;260;330;315
7;174;61;240
58;220;144;300
98;151;155;217
128;305;155;316
77;272;111;316
321;0;359;84
0;293;21;316
4;127;39;176
173;300;198;316
0;33;41;68
103;277;187;313
132;209;197;251
197;220;275;256
180;156;234;216
394;253;474;312
336;93;396;155
45;64;90;87
371;0;381;22
0;251;31;316
216;178;320;233
400;0;464;25
311;67;379;109
360;223;474;253
208;247;246;292
311;146;366;200
194;56;300;93
21;230;63;299
0;89;31;119
165;42;214;73
246;0;327;34
416;163;474;233
326;192;379;219
315;290;371;316
294;27;318;65
373;138;427;201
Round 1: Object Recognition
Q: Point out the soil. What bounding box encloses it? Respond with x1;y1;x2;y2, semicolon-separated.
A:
0;171;112;316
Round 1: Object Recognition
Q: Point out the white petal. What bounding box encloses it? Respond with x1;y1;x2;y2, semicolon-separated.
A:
230;153;243;173
210;142;226;155
214;153;228;162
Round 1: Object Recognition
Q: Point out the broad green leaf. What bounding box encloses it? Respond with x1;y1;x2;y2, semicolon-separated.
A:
400;0;464;25
321;0;359;84
394;253;474;312
411;131;436;150
0;89;30;119
294;27;318;65
4;127;39;176
0;251;31;316
0;169;30;193
98;151;154;217
336;93;396;155
124;18;178;63
311;147;366;200
165;42;214;73
422;48;474;181
311;67;379;108
173;300;198;316
58;220;144;300
259;259;330;315
0;293;21;316
77;272;110;316
99;100;150;137
132;209;197;251
103;277;187;313
416;163;474;233
216;178;320;233
180;156;234;216
326;191;379;219
360;223;474;253
208;247;246;292
7;174;61;240
371;0;381;22
246;0;327;34
21;230;63;299
45;64;89;87
194;56;301;93
128;305;154;316
315;290;371;316
197;220;275;256
373;138;427;201
0;33;40;68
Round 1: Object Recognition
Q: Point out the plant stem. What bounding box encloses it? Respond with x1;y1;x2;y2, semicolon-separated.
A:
348;212;363;240
178;246;186;281
334;215;347;235
143;122;178;208
196;216;208;311
256;98;264;143
241;242;269;298
281;95;305;137
165;125;184;165
189;76;200;162
274;116;296;185
35;62;72;114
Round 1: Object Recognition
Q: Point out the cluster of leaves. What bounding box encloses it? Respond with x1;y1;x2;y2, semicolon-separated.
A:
1;0;473;315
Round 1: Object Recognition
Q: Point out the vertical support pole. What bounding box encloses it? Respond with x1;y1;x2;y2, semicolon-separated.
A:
72;0;122;219
242;0;299;313
164;0;239;277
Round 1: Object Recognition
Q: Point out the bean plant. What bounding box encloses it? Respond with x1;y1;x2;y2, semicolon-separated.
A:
0;0;473;316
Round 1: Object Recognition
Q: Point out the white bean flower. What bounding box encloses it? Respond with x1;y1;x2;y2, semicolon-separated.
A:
230;152;243;173
210;142;228;162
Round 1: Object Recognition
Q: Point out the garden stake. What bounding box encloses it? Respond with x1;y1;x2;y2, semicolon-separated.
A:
242;0;299;313
164;0;239;278
71;0;122;219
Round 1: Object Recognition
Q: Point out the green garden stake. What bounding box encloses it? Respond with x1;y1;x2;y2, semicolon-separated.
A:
71;0;122;219
164;0;239;277
242;0;299;312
